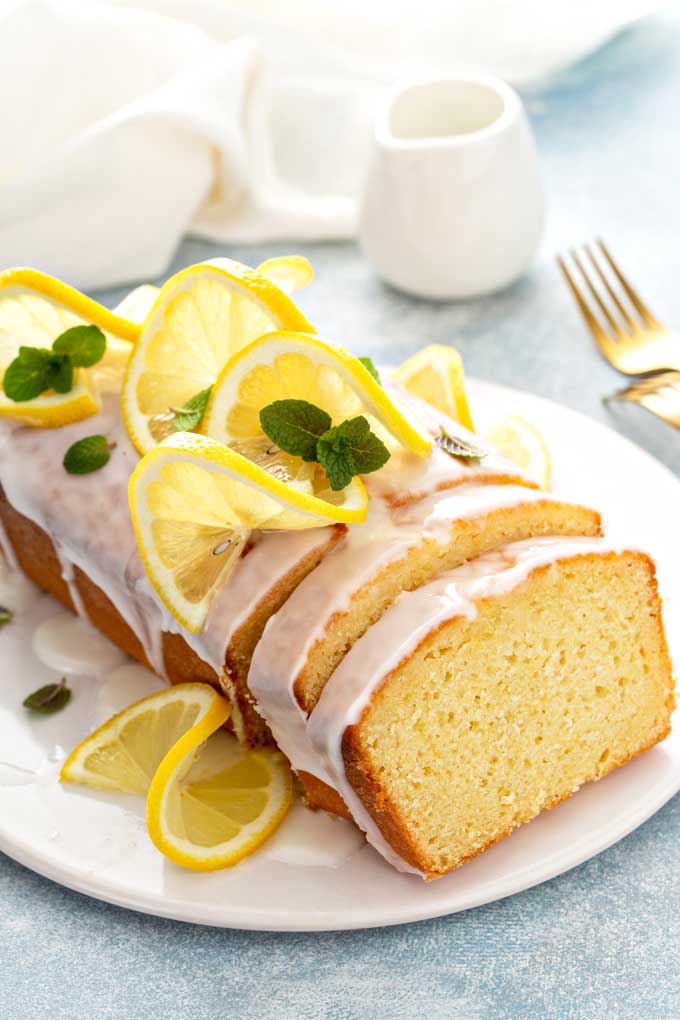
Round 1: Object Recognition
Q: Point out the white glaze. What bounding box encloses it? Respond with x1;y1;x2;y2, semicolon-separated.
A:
254;536;621;875
0;509;17;570
261;801;366;868
247;483;562;778
0;372;531;692
0;399;339;685
368;383;535;505
33;612;128;676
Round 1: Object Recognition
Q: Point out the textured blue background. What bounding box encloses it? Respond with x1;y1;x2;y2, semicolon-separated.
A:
2;12;679;1019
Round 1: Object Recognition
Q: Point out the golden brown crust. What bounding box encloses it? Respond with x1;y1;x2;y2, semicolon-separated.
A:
297;770;353;820
0;492;343;744
293;501;603;715
0;493;224;687
385;471;539;508
221;526;344;745
338;550;675;878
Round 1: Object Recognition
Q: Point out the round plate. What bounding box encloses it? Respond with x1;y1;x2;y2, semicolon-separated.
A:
0;379;678;931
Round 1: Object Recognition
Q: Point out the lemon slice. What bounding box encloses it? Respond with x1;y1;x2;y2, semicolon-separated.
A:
253;255;313;295
392;344;474;432
0;267;140;427
114;284;161;325
484;415;552;489
129;431;367;631
60;683;229;794
121;258;315;455
202;331;432;485
147;724;292;871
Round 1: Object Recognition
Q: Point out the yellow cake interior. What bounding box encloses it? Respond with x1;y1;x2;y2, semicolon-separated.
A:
344;551;674;876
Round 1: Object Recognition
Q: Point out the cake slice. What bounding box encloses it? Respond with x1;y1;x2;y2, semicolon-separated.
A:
247;489;602;795
261;538;673;877
0;383;539;734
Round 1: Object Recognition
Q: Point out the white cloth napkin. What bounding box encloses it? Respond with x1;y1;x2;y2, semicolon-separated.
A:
0;0;662;289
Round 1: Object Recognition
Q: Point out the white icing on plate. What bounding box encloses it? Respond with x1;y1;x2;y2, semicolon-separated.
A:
0;380;678;930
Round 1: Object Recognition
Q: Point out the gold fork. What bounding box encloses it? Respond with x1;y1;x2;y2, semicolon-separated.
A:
557;239;680;374
606;371;680;428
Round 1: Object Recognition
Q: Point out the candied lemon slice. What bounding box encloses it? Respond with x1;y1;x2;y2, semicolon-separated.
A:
202;331;431;485
60;683;229;794
392;344;474;432
147;726;292;871
484;415;552;490
0;267;140;427
129;432;366;631
121;257;314;455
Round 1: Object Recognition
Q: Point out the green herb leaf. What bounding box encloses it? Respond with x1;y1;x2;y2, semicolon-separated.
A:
436;426;487;461
358;356;381;385
317;415;390;490
260;399;332;461
171;386;213;433
52;324;106;367
23;678;71;715
63;435;113;475
0;606;12;627
2;347;53;401
46;353;74;394
317;432;355;491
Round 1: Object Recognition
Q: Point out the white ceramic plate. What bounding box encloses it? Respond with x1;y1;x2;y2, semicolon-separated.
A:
0;379;678;931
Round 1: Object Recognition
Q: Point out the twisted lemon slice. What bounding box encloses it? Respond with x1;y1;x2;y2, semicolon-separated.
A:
147;722;292;871
0;267;140;427
129;432;366;631
392;344;474;432
121;257;314;454
61;683;228;794
202;331;432;486
62;684;292;871
484;415;552;490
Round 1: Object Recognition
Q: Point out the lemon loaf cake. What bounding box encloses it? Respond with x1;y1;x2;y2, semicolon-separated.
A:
225;485;600;747
0;389;546;744
0;394;342;740
250;538;675;876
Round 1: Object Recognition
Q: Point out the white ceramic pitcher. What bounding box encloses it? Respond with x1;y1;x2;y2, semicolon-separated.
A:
358;74;545;300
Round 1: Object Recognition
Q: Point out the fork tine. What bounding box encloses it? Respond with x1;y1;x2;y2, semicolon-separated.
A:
584;244;636;334
597;239;661;328
557;254;618;365
571;247;627;339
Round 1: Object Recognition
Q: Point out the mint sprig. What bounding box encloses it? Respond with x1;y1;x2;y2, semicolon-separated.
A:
23;678;71;715
259;399;390;491
317;416;389;490
259;400;332;462
63;435;114;475
2;325;106;403
171;386;213;433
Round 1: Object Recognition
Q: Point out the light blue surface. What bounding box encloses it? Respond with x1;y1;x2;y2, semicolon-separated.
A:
2;13;680;1019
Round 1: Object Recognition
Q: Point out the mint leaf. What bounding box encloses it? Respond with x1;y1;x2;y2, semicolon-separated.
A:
171;386;213;433
260;400;331;461
1;324;106;403
63;435;113;475
317;415;390;490
52;324;106;367
2;347;53;401
358;356;381;385
317;432;355;491
23;678;71;715
436;426;486;461
0;606;12;627
46;354;73;394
